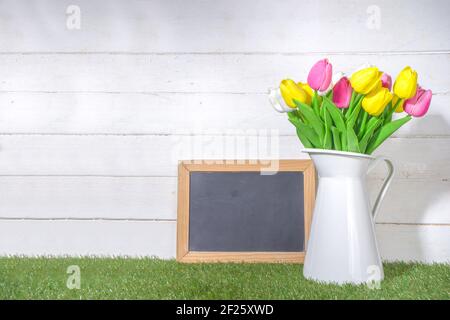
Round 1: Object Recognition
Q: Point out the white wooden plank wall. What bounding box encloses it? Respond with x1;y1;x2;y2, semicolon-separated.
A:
0;0;448;262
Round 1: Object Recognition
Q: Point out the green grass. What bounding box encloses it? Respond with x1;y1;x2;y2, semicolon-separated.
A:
0;257;448;299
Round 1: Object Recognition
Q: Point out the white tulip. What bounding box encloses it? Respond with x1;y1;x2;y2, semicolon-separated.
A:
268;87;294;113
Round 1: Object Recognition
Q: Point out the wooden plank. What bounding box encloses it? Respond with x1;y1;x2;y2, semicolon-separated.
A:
0;92;447;136
371;138;450;179
0;220;447;262
0;54;448;94
0;0;448;52
0;219;176;257
176;163;189;260
376;224;450;263
392;94;450;137
0;135;447;179
0;176;177;220
369;179;450;224
0;176;446;224
0;134;305;176
181;252;305;264
183;159;313;172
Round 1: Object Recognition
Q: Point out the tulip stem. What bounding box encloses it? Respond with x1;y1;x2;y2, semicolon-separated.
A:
346;92;357;118
356;93;364;105
347;93;364;119
312;91;320;117
347;94;363;122
326;90;333;99
349;91;356;107
385;98;403;124
358;112;369;139
295;110;306;123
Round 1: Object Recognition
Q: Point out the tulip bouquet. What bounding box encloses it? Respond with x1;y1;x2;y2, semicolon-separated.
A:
269;59;432;154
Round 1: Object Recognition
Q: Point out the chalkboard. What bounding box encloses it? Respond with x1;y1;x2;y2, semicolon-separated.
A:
177;160;315;263
189;172;304;252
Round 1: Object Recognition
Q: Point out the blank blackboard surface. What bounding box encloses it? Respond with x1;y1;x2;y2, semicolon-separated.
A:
188;172;304;252
177;160;315;263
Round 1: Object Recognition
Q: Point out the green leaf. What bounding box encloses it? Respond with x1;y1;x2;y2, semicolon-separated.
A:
312;91;320;117
383;99;402;126
322;127;332;149
295;101;324;143
346;124;360;153
331;126;342;150
320;101;326;121
366;116;412;154
323;104;333;129
295;128;313;148
322;107;333;149
347;102;362;129
341;131;348;151
288;118;321;147
359;118;382;153
382;103;390;119
367;116;380;128
322;96;346;132
287;111;300;124
326;90;333;99
346;92;361;119
357;112;369;139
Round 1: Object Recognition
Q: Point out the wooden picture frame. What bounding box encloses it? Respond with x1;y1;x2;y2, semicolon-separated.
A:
177;160;316;263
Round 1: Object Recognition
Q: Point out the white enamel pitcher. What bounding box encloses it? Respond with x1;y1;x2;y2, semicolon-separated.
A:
302;148;394;285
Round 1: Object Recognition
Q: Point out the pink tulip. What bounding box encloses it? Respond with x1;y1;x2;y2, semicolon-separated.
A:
332;77;352;108
403;86;432;117
307;59;333;92
381;73;392;90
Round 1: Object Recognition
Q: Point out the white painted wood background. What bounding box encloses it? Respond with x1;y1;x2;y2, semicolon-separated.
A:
0;0;448;262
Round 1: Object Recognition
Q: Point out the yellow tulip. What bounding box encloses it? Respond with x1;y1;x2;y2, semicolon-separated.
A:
362;87;393;116
393;95;404;113
350;67;382;94
297;82;313;104
280;79;310;107
393;66;418;99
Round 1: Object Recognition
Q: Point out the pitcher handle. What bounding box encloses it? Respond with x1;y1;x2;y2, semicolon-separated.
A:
368;155;395;220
